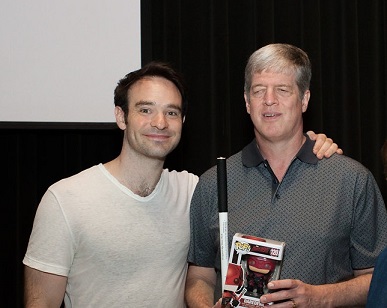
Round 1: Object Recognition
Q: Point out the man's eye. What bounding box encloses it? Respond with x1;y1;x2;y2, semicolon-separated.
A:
253;89;265;96
167;111;178;116
279;87;291;92
140;108;151;114
277;88;291;96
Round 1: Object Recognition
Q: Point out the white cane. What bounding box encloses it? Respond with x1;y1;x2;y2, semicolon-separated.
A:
217;157;229;292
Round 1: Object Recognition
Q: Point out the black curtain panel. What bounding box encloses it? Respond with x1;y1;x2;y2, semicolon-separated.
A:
2;0;387;305
1;127;123;306
142;0;387;184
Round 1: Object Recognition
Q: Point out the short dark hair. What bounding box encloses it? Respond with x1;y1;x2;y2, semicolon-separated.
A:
114;61;188;119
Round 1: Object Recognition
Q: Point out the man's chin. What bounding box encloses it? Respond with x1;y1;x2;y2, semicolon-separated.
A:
145;147;177;160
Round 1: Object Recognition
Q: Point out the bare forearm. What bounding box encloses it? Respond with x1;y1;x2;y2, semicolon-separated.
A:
24;266;66;308
25;283;61;308
318;273;372;307
185;265;217;308
261;271;373;307
185;278;215;308
24;290;54;308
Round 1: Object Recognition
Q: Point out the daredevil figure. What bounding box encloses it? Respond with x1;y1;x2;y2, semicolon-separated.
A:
245;255;276;297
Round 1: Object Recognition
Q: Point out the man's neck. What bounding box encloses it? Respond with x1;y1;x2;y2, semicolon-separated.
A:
104;151;164;197
256;134;306;182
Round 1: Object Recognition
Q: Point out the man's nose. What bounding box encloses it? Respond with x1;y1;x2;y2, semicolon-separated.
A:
150;112;168;129
263;89;278;106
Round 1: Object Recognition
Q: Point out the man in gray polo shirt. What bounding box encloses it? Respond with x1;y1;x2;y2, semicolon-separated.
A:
185;44;387;308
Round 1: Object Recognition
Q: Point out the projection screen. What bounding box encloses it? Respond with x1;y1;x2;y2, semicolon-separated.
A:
0;0;141;124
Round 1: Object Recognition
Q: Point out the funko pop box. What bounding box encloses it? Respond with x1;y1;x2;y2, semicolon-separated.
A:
221;233;285;308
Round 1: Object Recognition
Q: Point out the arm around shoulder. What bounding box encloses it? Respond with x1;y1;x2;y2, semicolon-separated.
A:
24;266;67;308
306;130;343;158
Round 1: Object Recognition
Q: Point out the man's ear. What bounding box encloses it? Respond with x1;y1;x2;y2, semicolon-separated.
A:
244;93;251;114
115;106;126;130
301;90;310;113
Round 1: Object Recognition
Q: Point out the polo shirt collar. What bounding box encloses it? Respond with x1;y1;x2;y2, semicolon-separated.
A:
242;134;318;168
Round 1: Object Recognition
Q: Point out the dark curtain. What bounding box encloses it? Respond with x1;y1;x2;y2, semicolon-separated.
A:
2;0;387;305
142;0;387;188
1;127;123;307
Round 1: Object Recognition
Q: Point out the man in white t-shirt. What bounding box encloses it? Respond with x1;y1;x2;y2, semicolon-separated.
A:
23;62;340;307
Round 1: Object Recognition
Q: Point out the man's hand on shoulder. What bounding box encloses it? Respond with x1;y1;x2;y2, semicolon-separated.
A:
307;131;343;159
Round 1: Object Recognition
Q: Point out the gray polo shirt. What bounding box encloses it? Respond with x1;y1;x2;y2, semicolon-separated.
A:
189;137;387;287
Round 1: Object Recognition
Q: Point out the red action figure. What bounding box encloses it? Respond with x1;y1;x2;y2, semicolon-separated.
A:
245;255;276;297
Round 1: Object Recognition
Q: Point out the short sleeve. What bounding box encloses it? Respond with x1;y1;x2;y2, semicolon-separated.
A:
23;188;75;276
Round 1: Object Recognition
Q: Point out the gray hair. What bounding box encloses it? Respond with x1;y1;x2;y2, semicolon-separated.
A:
244;44;312;99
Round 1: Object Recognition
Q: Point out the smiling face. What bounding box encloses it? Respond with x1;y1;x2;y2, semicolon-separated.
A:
244;69;310;143
115;76;184;161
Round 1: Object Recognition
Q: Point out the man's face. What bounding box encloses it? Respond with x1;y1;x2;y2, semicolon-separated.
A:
116;76;183;160
244;70;310;143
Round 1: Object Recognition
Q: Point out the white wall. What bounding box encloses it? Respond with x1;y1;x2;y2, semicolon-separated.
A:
0;0;141;123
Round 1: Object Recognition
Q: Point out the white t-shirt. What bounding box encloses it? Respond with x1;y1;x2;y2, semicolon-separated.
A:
23;164;198;307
